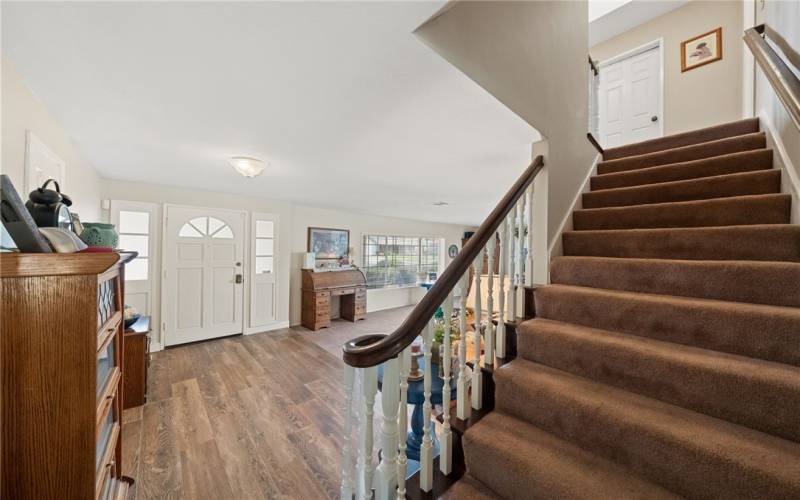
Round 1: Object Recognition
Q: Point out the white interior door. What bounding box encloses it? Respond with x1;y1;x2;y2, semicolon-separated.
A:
599;45;661;148
249;213;278;330
164;206;245;346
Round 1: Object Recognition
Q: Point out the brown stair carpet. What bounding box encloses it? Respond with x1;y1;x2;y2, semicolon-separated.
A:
452;118;800;499
562;225;800;261
602;117;760;160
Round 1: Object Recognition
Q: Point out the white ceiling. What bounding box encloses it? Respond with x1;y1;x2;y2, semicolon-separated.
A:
589;0;690;46
2;1;538;226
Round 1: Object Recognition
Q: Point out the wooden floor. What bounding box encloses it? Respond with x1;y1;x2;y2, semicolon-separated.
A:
122;307;412;500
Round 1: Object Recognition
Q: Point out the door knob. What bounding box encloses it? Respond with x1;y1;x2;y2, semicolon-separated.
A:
235;274;243;284
651;115;658;122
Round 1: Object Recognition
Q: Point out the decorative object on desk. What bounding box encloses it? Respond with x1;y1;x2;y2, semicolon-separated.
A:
681;27;722;72
80;222;119;248
123;304;141;328
25;179;74;230
308;227;349;260
39;227;88;253
0;174;52;252
448;244;459;258
302;252;316;269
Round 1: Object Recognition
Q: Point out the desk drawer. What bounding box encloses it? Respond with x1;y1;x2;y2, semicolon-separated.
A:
315;295;329;307
315;291;330;299
331;288;354;296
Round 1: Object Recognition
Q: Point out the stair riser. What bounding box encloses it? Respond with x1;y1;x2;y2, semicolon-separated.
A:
550;257;800;307
582;170;781;209
562;226;800;261
602;117;760;160
494;364;800;500
534;286;800;366
573;194;791;231
598;133;766;174
517;320;800;442
591;149;773;190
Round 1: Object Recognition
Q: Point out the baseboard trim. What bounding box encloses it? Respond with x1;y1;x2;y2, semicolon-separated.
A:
150;341;164;353
758;110;800;224
245;320;290;335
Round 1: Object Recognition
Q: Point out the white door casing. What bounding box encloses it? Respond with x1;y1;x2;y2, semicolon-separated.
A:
164;206;246;346
599;41;663;148
249;213;278;330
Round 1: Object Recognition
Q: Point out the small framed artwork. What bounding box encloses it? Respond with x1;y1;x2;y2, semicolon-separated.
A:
681;27;722;72
307;227;349;260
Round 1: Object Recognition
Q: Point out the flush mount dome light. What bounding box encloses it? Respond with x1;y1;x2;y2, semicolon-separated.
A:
432;201;449;207
229;156;265;178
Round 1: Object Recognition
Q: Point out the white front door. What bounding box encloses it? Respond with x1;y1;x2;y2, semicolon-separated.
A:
599;45;662;148
164;206;246;346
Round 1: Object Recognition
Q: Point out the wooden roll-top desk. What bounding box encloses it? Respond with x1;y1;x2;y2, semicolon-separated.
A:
301;268;367;330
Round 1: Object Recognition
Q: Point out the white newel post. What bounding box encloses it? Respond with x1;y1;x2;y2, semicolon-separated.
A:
358;366;378;499
396;348;411;500
440;291;454;475
471;252;484;410
496;218;508;359
484;240;495;366
420;319;434;492
374;357;400;500
456;274;471;421
506;212;517;324
341;365;356;500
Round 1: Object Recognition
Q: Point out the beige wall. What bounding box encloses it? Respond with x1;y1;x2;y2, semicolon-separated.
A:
1;57;102;221
101;178;466;347
591;0;743;136
415;0;596;246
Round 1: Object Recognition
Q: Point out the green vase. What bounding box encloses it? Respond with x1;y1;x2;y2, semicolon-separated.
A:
80;223;119;248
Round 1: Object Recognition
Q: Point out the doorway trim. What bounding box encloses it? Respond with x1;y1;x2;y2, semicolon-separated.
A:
160;203;249;347
598;37;665;139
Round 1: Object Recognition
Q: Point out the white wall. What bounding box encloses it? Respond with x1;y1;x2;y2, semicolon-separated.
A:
1;57;102;221
101;178;466;347
590;0;744;136
415;0;596;245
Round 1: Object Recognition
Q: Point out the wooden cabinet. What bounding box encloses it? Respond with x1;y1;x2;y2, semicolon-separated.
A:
1;252;136;499
123;316;151;409
301;269;367;330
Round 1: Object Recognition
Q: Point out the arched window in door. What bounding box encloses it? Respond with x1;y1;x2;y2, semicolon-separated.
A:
178;216;234;239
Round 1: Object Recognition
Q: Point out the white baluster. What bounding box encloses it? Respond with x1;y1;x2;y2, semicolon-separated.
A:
420;319;434;492
396;348;411;500
341;365;356;500
374;357;399;500
526;184;534;288
485;240;495;366
516;196;526;306
456;273;471;421
472;251;484;410
506;212;517;327
358;366;378;499
496;218;509;359
440;291;454;475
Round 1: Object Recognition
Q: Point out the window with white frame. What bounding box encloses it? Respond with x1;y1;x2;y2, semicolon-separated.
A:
254;219;274;274
117;210;151;281
362;234;443;289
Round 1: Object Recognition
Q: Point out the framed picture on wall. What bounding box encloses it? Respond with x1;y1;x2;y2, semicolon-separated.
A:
681;27;722;72
308;227;349;260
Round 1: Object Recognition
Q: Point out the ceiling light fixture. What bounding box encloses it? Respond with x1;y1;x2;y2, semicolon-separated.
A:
432;201;449;207
228;156;265;178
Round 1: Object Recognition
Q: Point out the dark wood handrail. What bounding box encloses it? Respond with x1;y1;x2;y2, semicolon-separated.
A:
342;155;545;368
744;24;800;131
586;132;604;155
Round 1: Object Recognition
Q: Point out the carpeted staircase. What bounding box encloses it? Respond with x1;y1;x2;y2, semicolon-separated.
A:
446;118;800;499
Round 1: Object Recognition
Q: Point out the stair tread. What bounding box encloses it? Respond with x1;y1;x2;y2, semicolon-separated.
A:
562;224;800;261
598;132;766;175
494;359;800;499
517;317;800;442
591;148;773;190
440;475;499;500
463;412;681;500
582;169;781;209
573;193;791;230
550;255;800;307
602;117;760;160
534;284;800;366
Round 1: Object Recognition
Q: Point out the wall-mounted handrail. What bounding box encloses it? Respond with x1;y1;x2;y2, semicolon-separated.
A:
744;24;800;131
587;132;604;155
588;55;599;76
342;155;544;368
